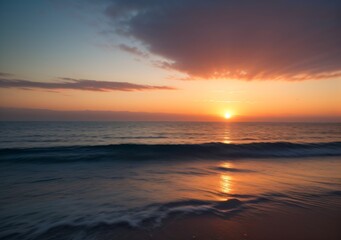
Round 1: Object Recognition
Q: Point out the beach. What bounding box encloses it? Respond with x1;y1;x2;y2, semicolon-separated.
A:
30;179;341;240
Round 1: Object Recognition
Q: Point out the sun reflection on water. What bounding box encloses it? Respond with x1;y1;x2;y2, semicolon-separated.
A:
219;162;232;198
223;130;231;144
220;174;231;194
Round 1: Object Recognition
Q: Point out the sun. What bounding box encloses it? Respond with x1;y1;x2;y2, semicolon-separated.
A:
224;112;232;119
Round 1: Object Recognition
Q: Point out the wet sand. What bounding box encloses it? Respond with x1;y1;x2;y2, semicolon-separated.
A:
115;209;340;240
35;204;341;240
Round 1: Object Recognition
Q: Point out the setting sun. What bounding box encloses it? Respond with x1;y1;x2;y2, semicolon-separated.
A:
224;112;232;119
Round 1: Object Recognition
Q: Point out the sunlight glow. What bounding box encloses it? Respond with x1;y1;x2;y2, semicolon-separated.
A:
224;112;232;119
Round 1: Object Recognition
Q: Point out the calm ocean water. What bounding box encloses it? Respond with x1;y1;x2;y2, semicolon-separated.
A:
0;122;340;239
0;122;340;148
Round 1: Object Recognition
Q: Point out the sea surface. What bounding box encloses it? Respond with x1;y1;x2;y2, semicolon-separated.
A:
0;122;340;239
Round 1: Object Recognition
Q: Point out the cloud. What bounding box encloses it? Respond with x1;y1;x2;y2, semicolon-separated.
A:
118;44;149;58
104;0;341;81
0;77;176;92
0;108;221;121
0;72;13;77
96;43;149;58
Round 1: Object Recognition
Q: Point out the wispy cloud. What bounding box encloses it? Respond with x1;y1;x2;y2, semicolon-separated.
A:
118;44;149;58
96;43;149;58
103;0;341;81
0;107;221;121
0;72;14;77
0;77;176;92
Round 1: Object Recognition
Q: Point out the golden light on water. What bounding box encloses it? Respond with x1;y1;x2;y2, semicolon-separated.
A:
220;174;231;194
221;162;232;169
220;162;232;195
223;129;231;144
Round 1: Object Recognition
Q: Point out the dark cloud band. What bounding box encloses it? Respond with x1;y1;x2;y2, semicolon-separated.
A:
105;0;341;81
0;77;176;92
0;72;14;77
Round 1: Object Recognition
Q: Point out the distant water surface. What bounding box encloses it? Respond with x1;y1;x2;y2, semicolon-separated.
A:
0;122;340;148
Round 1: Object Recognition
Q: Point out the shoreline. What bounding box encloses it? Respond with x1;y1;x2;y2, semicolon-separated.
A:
33;205;341;240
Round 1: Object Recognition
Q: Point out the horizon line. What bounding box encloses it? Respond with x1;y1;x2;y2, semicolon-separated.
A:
0;107;340;123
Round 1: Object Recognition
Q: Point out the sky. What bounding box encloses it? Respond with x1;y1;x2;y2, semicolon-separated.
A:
0;0;340;121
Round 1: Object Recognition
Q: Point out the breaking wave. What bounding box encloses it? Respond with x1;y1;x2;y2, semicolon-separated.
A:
1;141;340;162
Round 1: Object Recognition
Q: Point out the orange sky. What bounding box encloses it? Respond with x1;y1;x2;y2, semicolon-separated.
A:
0;0;340;121
1;77;340;121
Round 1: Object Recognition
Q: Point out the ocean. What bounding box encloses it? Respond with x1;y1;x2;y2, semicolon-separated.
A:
0;122;340;239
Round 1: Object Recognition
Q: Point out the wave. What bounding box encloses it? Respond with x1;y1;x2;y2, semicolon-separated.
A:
2;189;340;240
0;197;250;240
0;141;340;162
